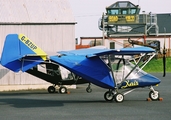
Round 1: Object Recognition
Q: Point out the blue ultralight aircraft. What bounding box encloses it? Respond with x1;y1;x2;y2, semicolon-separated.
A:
0;34;162;102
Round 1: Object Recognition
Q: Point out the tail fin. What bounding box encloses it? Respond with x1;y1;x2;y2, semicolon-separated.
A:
0;34;47;72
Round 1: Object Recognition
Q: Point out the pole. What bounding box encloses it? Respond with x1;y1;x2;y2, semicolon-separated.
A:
102;12;105;46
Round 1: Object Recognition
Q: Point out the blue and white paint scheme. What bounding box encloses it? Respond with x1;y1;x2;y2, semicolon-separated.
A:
0;34;161;102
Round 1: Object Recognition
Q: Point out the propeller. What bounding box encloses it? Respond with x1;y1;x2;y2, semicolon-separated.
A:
128;37;157;49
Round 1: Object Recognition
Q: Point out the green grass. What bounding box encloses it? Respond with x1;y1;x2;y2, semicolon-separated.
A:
143;57;171;73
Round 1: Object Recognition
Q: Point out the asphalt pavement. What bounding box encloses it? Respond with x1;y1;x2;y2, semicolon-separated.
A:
0;73;171;120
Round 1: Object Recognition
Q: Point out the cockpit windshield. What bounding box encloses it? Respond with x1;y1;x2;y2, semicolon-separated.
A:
100;55;147;84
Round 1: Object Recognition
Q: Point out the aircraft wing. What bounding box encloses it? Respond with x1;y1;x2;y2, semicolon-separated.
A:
58;46;155;58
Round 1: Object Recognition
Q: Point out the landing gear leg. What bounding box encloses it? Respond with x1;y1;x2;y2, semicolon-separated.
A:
86;83;92;93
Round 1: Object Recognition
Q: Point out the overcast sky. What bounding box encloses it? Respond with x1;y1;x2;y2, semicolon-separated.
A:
68;0;171;39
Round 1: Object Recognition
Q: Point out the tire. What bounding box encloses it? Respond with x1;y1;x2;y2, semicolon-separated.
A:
86;87;92;93
149;91;160;101
114;93;124;103
104;91;114;101
48;86;56;93
59;86;67;94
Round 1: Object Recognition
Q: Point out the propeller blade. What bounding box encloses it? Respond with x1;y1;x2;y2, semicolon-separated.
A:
128;38;144;46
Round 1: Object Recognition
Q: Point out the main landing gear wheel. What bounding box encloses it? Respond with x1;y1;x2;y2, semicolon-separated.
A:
59;86;67;94
114;93;124;103
104;91;114;101
149;91;160;101
48;86;56;93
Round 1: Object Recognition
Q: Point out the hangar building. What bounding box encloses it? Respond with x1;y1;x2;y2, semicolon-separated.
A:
0;0;76;91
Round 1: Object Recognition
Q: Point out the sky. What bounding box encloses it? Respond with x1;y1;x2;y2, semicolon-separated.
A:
68;0;171;39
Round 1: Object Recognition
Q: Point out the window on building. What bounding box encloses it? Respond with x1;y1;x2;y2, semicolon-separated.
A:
107;9;119;15
130;9;136;14
122;9;128;14
110;42;115;49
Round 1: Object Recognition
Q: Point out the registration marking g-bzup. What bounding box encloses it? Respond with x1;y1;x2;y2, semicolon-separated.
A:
20;35;37;51
18;34;47;60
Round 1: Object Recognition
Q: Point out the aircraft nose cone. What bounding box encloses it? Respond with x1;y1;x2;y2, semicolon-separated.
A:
143;74;161;86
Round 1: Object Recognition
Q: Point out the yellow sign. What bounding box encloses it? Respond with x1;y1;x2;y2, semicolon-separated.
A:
108;15;136;23
108;16;118;22
18;34;47;61
125;15;135;22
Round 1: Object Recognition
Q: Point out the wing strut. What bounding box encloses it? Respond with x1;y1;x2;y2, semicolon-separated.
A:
124;53;147;80
107;55;116;89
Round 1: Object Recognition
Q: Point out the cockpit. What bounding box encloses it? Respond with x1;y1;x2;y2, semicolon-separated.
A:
100;55;147;85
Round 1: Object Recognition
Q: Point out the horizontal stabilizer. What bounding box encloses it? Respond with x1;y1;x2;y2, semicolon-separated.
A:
0;34;47;72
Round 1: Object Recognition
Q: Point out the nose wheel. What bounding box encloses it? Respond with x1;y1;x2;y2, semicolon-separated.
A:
149;86;160;101
149;90;160;101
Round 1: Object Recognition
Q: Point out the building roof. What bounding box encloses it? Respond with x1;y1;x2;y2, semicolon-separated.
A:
107;1;138;9
0;0;75;24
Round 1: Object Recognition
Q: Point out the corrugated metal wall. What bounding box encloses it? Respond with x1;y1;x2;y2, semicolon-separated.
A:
0;25;75;51
0;0;76;90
